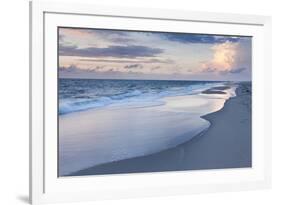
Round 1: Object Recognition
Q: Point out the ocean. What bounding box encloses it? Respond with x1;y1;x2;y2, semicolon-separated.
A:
59;78;226;115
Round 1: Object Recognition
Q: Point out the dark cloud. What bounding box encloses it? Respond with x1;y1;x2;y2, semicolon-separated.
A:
201;67;247;75
59;65;109;73
59;45;163;58
111;37;134;43
91;30;135;44
151;66;161;70
78;58;173;64
62;28;134;44
93;65;105;71
229;67;247;74
86;29;129;37
59;65;79;73
124;64;143;69
162;33;241;44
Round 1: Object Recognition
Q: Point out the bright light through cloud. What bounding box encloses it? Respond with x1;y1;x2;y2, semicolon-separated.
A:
201;41;238;73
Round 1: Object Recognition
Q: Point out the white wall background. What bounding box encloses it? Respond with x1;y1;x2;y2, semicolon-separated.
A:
0;0;279;204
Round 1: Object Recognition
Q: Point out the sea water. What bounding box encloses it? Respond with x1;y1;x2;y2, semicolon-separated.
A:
59;79;227;115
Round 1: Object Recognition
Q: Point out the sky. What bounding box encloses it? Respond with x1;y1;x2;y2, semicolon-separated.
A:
58;27;252;81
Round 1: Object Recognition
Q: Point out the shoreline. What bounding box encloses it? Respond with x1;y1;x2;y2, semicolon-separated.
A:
66;82;251;176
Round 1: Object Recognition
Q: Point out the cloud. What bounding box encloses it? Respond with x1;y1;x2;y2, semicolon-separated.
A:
87;29;135;44
162;33;240;44
199;40;251;75
93;65;105;71
59;45;163;58
59;28;135;46
59;65;79;73
124;64;143;69
59;65;109;74
229;67;247;73
151;66;161;70
78;58;173;64
85;29;129;37
59;65;176;80
200;42;238;73
59;64;136;78
58;27;251;81
111;37;134;43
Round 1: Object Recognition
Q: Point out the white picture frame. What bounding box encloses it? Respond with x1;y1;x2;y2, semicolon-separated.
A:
30;1;272;204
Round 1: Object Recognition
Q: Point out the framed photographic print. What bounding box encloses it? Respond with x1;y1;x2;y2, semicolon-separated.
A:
30;1;272;204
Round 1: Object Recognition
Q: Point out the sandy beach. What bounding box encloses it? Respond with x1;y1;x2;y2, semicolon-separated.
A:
62;82;251;176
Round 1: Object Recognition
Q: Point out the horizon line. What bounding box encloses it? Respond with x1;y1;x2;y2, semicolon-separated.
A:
58;77;251;82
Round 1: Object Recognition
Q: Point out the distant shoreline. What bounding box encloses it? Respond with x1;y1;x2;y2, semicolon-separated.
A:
64;82;251;177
